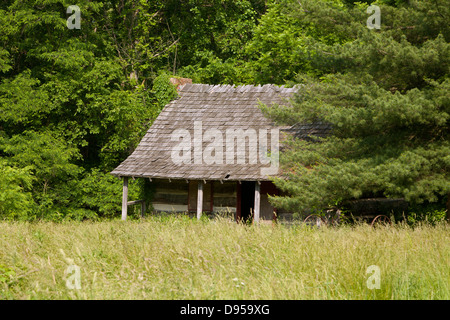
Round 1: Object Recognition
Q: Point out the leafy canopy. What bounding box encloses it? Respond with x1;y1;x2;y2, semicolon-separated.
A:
260;0;449;214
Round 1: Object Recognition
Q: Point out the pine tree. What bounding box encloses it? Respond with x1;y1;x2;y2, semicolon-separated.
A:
261;0;449;218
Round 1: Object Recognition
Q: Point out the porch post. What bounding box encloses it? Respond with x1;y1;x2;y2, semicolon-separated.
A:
254;181;260;224
121;176;128;221
197;180;203;220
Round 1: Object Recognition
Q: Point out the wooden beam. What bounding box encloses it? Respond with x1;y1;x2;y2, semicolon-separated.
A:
121;177;128;221
126;199;146;218
254;181;260;224
197;180;203;220
127;200;144;205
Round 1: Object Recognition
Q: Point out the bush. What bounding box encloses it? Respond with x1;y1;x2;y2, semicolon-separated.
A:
0;160;34;220
407;202;448;226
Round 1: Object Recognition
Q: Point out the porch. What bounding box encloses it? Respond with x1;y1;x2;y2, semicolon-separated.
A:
120;178;278;223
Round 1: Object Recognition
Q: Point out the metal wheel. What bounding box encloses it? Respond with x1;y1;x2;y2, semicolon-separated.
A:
304;214;327;228
371;215;391;227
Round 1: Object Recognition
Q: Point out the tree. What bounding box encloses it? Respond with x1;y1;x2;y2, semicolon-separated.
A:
0;0;264;219
171;0;267;84
0;159;34;219
0;0;156;219
261;0;449;216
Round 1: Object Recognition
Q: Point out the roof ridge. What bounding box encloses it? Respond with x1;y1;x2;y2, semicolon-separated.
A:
179;83;298;94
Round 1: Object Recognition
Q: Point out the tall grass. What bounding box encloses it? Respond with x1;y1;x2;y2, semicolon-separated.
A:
0;216;448;299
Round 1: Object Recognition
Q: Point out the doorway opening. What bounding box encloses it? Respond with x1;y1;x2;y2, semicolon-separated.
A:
239;181;255;222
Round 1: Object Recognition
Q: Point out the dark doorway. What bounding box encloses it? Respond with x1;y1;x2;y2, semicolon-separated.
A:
240;181;255;222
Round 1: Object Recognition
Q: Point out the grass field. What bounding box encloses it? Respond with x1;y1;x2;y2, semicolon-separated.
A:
0;215;448;300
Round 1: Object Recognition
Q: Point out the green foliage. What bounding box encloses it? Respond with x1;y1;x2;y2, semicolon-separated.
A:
0;0;166;220
262;1;450;215
407;202;448;226
1;131;81;182
231;0;367;84
0;131;79;217
152;73;179;109
65;169;133;220
179;52;250;85
0;264;16;285
162;0;264;68
0;160;34;219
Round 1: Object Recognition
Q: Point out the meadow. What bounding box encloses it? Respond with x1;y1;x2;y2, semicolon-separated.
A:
0;216;448;300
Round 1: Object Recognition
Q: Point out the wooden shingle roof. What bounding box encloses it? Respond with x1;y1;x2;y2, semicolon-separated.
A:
111;83;298;181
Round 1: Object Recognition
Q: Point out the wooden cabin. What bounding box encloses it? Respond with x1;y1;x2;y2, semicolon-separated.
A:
111;80;330;223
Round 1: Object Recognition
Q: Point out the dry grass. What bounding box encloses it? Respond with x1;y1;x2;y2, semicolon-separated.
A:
0;215;448;299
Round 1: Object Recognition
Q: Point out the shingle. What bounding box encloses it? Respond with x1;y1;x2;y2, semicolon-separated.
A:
111;83;312;180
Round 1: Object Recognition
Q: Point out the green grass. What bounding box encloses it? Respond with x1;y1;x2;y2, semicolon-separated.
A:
0;215;448;299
